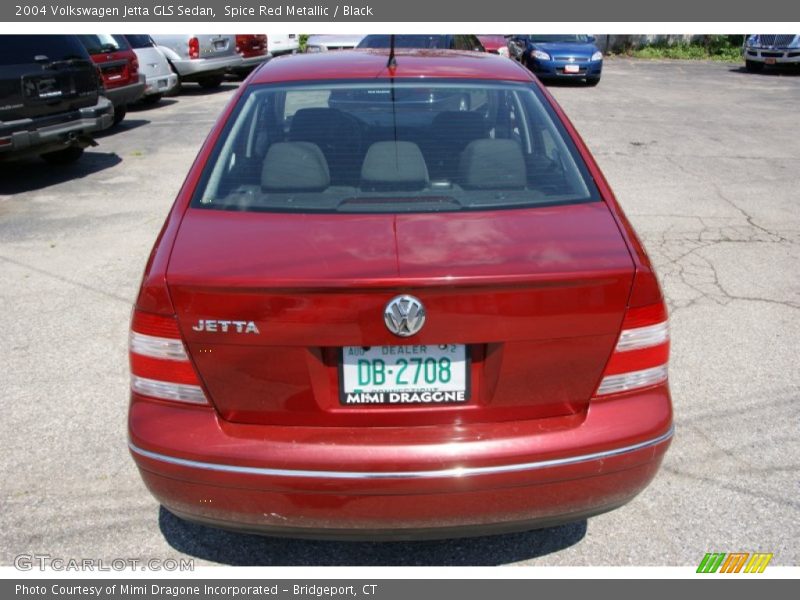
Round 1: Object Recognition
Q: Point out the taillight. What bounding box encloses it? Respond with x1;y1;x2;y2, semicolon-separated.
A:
129;310;207;405
129;56;139;77
595;287;670;397
188;37;200;60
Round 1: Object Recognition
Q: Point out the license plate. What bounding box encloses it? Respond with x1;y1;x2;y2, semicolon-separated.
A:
214;40;226;50
340;345;468;406
157;79;168;89
765;58;777;65
564;64;580;73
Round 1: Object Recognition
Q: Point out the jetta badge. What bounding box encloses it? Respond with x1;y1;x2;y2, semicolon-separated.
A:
384;295;426;337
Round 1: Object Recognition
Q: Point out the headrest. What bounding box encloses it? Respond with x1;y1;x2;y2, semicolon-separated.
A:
360;141;429;189
459;139;526;189
289;108;339;138
261;142;330;192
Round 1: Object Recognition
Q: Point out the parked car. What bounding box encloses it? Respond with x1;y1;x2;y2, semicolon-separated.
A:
151;34;242;90
128;49;673;539
512;34;603;85
477;35;510;57
125;35;178;103
357;34;485;52
743;34;800;72
78;35;145;124
1;35;113;163
232;34;271;78
304;34;366;52
268;34;300;56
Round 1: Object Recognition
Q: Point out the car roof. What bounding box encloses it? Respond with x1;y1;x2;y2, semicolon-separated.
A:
250;49;535;84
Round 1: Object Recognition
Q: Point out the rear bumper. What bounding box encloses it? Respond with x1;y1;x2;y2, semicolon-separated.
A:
0;96;113;159
129;384;673;539
172;56;243;79
143;73;179;96
105;81;146;107
233;53;272;71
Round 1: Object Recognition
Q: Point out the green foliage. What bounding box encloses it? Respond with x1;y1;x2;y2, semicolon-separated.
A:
299;34;309;52
626;35;745;62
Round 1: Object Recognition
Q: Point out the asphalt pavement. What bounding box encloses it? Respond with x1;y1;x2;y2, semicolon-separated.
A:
1;58;798;566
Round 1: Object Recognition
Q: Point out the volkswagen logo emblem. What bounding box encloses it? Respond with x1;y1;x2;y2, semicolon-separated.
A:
384;295;426;337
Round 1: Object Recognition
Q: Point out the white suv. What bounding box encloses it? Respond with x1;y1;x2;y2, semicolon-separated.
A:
743;34;800;72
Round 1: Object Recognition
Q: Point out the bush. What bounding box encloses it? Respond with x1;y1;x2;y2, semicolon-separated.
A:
626;35;744;62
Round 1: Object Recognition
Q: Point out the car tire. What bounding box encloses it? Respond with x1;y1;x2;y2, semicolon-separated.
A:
586;77;601;86
113;105;127;125
745;60;765;73
198;75;224;89
140;93;163;105
41;146;84;165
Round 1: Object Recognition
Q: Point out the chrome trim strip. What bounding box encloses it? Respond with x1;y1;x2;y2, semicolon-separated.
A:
129;425;674;481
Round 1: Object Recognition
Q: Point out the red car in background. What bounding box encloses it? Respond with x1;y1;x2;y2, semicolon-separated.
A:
128;50;673;539
78;35;145;125
477;35;510;57
232;34;271;77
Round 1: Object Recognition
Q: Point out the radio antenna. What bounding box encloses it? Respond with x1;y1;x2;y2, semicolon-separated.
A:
387;34;397;68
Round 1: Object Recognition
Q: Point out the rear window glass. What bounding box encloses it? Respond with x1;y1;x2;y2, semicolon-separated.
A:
193;80;599;214
0;35;88;66
125;35;155;49
78;34;129;55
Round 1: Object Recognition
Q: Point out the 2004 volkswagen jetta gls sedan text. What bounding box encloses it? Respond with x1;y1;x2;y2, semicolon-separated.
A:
128;49;673;539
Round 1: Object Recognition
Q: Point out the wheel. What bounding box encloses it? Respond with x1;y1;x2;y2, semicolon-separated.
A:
113;105;127;125
745;60;764;73
586;77;601;87
41;146;84;165
197;75;224;89
140;93;163;105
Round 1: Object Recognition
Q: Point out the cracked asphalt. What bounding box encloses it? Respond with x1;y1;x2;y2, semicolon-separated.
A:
1;58;798;567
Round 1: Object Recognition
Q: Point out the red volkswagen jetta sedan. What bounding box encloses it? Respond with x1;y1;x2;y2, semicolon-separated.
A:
128;49;673;539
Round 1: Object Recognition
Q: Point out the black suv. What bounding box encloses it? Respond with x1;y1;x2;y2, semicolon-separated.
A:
1;35;114;164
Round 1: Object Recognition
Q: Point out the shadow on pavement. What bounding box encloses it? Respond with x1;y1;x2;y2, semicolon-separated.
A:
728;65;800;77
94;119;150;138
158;507;587;566
177;82;240;96
0;151;122;194
129;98;179;112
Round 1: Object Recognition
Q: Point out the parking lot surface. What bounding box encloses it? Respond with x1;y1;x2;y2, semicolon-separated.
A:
1;58;798;566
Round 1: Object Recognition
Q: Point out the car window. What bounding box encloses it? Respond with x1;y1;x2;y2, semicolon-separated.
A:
193;81;598;214
454;35;485;51
126;35;155;49
0;35;89;65
78;34;128;55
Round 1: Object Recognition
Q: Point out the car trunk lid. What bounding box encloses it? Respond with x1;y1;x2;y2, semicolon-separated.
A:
167;202;634;426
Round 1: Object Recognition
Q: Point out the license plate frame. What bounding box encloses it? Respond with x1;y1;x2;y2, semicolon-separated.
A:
564;64;581;74
765;58;777;65
339;344;470;406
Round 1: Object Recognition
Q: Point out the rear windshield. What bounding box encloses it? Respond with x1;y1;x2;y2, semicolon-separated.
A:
78;34;129;55
125;35;155;49
0;35;89;66
193;80;599;214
